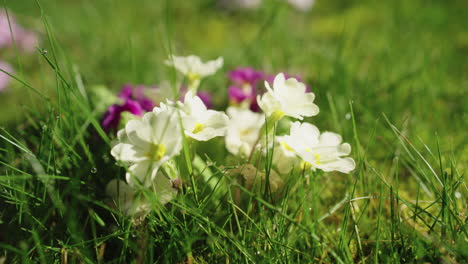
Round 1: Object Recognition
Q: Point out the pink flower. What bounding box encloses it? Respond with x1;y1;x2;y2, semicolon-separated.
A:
0;10;38;52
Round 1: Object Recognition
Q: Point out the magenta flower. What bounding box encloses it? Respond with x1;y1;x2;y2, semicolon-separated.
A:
227;67;264;111
119;84;156;112
101;100;144;132
102;84;156;132
0;61;13;92
196;91;213;109
228;67;264;86
228;85;253;104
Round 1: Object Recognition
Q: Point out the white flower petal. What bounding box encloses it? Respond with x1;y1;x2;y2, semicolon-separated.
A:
182;91;207;115
126;160;159;187
225;107;265;157
125;118;152;147
257;73;319;120
106;179;135;214
337;143;352;156
257;92;279;117
279;121;355;174
273;73;286;91
319;132;342;146
111;143;146;163
152;171;178;205
273;137;300;174
165;55;223;78
179;95;229;141
317;157;356;173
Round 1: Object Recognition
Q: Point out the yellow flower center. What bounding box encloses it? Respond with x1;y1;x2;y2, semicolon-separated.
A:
314;154;321;165
281;142;294;152
305;148;321;165
240;129;252;137
187;72;200;82
146;143;166;161
271;110;285;122
192;123;204;134
241;83;252;93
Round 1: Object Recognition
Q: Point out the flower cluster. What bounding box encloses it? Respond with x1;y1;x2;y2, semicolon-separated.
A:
103;54;355;217
0;10;38;92
227;68;309;112
101;84;214;132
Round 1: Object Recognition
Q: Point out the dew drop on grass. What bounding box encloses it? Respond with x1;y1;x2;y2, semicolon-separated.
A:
345;113;351;120
91;167;97;174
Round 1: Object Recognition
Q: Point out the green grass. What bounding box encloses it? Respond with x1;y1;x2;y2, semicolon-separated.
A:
1;0;467;263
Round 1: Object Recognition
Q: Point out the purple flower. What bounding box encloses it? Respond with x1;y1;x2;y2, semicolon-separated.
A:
228;85;256;104
0;61;13;92
197;91;213;109
119;84;156;111
118;84;134;99
102;84;156;132
102;100;143;132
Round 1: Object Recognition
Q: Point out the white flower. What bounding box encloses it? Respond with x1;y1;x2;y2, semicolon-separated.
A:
257;73;319;120
111;110;183;187
221;0;262;9
165;55;223;90
225;107;265;157
272;136;301;174
161;91;229;141
106;171;178;216
281;122;355;173
287;0;315;12
106;179;148;217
